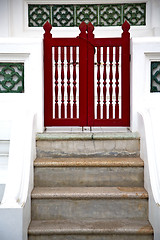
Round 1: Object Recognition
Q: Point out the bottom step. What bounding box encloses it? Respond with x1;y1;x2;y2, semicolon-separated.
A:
29;219;153;240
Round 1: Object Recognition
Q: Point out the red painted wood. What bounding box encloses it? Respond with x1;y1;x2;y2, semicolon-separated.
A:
79;22;88;126
43;21;88;126
88;38;122;47
43;22;53;126
121;21;130;126
43;21;130;127
87;22;95;126
109;46;113;119
61;47;65;118
51;38;80;46
103;46;107;119
54;46;59;118
67;47;71;118
97;47;101;119
73;46;77;118
115;46;119;119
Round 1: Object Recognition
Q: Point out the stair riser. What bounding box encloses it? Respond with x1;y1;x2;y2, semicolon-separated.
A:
32;198;148;220
36;139;140;158
29;234;153;240
34;167;144;187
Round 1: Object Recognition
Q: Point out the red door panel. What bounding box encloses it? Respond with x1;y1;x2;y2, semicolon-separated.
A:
43;21;130;127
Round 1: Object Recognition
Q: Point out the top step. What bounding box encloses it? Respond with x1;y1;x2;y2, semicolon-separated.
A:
37;132;139;141
36;132;140;158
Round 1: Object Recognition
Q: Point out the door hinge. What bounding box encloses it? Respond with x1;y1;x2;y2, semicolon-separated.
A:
130;54;131;62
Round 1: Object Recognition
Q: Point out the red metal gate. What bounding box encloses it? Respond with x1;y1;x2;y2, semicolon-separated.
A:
43;21;130;127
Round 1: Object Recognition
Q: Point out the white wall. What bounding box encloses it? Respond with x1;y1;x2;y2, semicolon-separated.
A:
131;38;160;239
0;38;44;134
130;37;160;132
137;109;160;240
0;0;10;37
151;0;160;36
0;111;36;240
0;0;160;38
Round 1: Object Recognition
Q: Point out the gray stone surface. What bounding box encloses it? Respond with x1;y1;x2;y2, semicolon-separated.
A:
28;132;153;240
32;187;148;199
36;132;140;158
34;165;144;187
29;219;153;240
31;187;148;220
36;139;140;158
29;235;153;240
36;132;140;141
34;157;144;167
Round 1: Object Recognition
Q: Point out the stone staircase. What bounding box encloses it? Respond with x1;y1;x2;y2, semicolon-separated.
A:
28;132;153;240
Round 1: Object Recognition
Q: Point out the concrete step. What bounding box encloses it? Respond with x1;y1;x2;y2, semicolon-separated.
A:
31;187;148;221
28;218;153;240
36;132;140;158
34;157;144;187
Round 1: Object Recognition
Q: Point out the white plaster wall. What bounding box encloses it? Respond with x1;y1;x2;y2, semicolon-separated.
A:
131;38;160;239
138;110;160;240
0;110;36;240
0;0;159;38
0;208;23;239
151;0;160;36
130;37;160;132
0;0;10;37
0;38;44;134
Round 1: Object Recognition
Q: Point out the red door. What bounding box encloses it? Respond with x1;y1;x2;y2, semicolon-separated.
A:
43;21;130;127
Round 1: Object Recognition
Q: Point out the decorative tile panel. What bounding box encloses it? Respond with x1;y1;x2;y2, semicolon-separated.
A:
76;5;98;26
52;5;74;27
28;3;146;27
123;3;146;26
0;63;24;93
151;62;160;92
28;4;51;27
99;4;121;26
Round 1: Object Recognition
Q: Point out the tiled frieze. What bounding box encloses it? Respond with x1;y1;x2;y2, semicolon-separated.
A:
0;63;24;93
28;3;146;27
151;62;160;92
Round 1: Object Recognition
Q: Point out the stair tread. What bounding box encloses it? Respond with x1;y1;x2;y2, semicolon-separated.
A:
29;218;153;235
34;157;144;167
32;187;148;199
36;132;140;141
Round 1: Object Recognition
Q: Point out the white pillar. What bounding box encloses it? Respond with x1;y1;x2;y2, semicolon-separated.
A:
10;0;24;37
151;0;160;36
0;0;10;37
